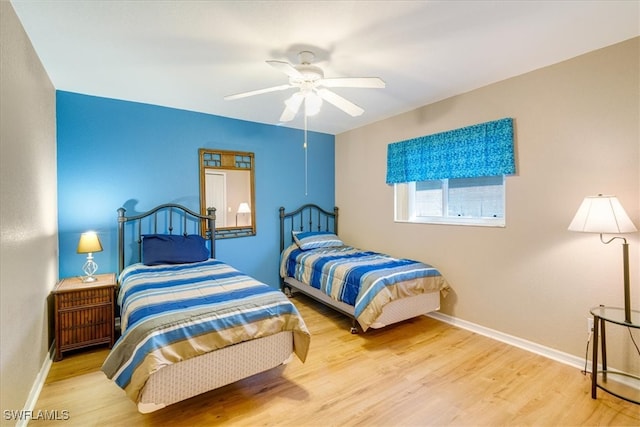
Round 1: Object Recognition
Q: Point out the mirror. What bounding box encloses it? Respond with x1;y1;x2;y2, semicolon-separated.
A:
199;148;255;239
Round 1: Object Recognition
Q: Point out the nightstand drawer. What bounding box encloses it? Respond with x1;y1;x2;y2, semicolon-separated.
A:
57;287;112;308
58;306;113;347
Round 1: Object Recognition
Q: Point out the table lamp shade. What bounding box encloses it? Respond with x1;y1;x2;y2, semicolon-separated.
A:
568;195;637;234
77;231;103;254
237;202;251;214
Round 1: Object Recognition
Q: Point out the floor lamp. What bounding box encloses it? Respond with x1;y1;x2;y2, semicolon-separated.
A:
568;194;638;323
236;202;251;226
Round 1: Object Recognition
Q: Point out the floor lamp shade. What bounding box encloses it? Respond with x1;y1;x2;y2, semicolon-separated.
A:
568;194;637;233
569;194;637;323
237;202;251;215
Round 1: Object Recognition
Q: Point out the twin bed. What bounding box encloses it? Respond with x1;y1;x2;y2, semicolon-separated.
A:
102;202;449;413
279;204;449;333
101;204;310;413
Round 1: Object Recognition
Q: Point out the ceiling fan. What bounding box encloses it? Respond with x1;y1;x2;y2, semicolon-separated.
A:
224;51;385;122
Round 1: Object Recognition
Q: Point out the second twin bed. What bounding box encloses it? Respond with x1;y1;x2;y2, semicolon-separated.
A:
279;204;450;333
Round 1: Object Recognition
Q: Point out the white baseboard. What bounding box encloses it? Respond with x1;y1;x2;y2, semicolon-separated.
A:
16;343;54;427
426;311;639;390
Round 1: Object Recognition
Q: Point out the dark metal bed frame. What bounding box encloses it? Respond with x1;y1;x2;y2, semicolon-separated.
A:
279;204;339;254
117;203;217;275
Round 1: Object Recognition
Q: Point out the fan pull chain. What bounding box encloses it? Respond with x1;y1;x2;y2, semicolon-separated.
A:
304;104;308;196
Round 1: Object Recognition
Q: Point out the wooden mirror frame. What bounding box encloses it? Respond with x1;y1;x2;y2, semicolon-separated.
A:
199;148;256;239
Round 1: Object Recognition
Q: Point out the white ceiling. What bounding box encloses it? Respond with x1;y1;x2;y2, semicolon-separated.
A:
10;1;640;135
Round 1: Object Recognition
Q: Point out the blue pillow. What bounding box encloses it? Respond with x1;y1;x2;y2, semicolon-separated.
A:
142;234;209;266
293;231;344;251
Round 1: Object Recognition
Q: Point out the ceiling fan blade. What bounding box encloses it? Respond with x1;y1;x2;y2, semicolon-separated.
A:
320;77;385;89
266;60;304;78
279;92;304;122
316;88;364;117
224;84;292;101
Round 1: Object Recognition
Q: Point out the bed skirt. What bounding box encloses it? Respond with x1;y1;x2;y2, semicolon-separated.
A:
137;331;294;413
283;277;441;330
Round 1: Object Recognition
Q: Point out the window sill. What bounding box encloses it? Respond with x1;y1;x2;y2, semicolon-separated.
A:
395;217;506;228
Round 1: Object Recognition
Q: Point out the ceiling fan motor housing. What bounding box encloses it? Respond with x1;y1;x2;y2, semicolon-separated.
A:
291;64;324;86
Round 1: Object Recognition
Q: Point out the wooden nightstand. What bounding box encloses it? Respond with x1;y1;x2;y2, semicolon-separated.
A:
53;273;116;361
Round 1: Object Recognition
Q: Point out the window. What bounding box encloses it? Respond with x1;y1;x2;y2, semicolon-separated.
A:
387;118;515;227
395;175;505;227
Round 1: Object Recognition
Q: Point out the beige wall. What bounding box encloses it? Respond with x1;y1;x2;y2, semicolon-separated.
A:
336;38;639;370
0;2;58;418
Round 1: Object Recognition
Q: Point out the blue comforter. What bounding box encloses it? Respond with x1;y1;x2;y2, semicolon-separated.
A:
103;259;310;403
280;245;449;330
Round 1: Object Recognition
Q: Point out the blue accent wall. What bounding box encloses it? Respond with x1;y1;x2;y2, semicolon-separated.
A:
56;91;335;287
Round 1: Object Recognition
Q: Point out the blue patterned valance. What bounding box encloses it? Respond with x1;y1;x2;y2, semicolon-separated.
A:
386;118;515;184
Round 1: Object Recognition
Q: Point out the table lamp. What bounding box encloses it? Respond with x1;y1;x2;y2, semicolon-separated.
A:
77;231;103;282
568;194;637;323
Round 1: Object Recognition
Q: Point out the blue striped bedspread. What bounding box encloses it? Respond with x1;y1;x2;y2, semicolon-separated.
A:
102;259;310;403
280;244;449;331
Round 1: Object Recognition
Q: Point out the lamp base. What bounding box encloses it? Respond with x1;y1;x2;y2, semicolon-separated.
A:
82;256;99;283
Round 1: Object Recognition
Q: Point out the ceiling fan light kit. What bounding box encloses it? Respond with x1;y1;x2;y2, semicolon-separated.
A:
224;50;385;122
303;92;323;116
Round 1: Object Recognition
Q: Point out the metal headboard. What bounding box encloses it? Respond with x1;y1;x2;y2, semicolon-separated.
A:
117;203;216;275
279;204;339;254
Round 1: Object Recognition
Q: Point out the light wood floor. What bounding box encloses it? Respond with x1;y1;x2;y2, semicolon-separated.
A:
33;294;639;426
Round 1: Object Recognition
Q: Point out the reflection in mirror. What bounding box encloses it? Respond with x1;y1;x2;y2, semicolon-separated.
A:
199;148;255;239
